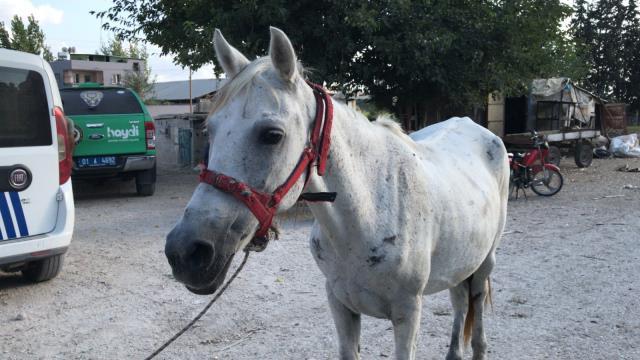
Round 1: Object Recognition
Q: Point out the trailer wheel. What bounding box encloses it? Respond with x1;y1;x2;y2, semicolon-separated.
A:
546;146;562;166
574;140;593;168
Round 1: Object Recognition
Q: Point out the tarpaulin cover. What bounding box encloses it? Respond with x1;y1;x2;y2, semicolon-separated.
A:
609;133;640;157
531;77;595;125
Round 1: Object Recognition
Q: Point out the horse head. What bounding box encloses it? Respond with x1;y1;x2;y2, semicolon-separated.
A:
165;27;318;294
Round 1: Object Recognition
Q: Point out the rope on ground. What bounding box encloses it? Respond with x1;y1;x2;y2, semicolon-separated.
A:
144;250;251;360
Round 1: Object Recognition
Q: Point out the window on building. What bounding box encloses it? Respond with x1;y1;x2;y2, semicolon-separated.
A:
74;73;80;83
111;73;122;85
133;62;140;72
84;74;92;83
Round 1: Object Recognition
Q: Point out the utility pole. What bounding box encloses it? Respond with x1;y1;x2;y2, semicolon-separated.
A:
189;67;193;114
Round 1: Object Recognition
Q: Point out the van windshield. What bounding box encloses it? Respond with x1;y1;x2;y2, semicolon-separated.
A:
61;88;143;116
0;66;52;147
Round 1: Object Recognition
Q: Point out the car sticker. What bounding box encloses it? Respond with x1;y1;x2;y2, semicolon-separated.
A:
80;90;104;108
0;192;16;238
0;192;29;239
9;192;28;237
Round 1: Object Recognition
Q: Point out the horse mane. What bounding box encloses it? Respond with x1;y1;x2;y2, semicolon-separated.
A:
373;114;417;149
209;57;305;116
209;59;416;152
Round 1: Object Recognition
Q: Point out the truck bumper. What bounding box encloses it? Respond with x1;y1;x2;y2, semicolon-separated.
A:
122;155;156;172
72;155;155;177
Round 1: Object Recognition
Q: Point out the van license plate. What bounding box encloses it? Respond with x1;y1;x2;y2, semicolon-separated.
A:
76;156;117;168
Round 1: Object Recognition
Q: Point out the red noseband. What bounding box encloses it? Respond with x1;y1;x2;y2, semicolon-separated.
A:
199;81;334;244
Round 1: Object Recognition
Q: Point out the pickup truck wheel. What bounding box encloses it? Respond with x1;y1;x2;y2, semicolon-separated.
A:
22;254;64;282
136;182;155;196
136;166;156;196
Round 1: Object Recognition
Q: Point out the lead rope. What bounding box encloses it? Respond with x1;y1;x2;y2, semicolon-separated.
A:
144;250;251;360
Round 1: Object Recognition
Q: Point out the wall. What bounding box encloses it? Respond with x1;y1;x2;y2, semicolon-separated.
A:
49;60;71;88
147;104;191;118
70;59;143;86
154;114;208;172
487;94;505;137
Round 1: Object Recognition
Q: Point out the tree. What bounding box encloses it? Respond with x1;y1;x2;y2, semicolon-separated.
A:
123;42;155;99
99;37;156;98
0;22;11;48
623;0;640;110
99;37;128;57
572;0;640;110
94;0;582;117
0;15;53;60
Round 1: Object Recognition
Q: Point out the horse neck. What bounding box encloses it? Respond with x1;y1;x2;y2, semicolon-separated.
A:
305;101;415;244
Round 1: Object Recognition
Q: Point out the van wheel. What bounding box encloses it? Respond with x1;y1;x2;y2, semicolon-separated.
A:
22;254;64;282
136;166;156;196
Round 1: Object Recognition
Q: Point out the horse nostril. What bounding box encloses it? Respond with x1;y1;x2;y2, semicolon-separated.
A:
187;241;214;269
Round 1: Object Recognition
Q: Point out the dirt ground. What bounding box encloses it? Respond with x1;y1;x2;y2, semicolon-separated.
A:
1;157;639;360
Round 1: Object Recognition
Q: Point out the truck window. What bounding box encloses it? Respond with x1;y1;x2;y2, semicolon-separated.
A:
61;88;143;116
0;66;52;148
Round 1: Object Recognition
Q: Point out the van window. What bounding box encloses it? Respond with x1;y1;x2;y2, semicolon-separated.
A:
61;88;143;115
0;66;52;147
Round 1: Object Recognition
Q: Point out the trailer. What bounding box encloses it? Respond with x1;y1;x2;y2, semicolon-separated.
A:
496;78;604;168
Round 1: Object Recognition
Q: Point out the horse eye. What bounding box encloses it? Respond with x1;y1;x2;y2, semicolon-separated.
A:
259;128;285;145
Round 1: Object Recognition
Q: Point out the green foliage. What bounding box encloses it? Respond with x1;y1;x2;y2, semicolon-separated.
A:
0;22;11;48
100;37;128;57
572;0;640;110
123;65;156;100
99;37;156;98
0;15;53;60
94;0;582;114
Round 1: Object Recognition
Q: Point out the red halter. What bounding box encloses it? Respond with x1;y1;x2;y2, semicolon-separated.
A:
199;81;334;242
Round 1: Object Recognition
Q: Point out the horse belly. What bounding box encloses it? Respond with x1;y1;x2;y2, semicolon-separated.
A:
427;197;504;293
422;169;505;294
413;117;507;294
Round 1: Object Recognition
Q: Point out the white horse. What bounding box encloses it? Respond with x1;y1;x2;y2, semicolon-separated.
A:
165;27;509;360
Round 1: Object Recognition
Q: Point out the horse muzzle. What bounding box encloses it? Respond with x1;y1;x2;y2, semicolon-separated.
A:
165;225;235;295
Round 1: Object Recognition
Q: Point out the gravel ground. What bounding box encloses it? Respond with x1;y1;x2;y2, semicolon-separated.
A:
1;157;639;359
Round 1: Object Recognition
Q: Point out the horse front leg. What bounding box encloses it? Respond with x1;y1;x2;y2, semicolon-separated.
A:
326;283;361;360
391;295;423;360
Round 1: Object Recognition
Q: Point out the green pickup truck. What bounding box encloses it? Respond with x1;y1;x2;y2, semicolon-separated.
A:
60;85;156;196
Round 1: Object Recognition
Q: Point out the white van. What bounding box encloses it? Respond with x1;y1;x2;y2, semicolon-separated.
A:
0;49;74;282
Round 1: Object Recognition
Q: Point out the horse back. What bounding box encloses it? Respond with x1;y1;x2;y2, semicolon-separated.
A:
410;117;508;185
409;117;509;293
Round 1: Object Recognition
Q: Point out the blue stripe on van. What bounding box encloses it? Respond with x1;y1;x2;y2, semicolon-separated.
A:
0;192;16;239
0;224;3;240
9;192;28;237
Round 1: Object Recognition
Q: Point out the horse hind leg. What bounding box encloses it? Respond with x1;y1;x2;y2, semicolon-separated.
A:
445;282;469;360
467;251;496;360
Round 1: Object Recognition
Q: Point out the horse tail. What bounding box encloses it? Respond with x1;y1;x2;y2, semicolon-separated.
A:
463;277;492;345
486;277;493;311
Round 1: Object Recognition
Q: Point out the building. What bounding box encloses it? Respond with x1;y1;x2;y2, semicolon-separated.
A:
50;52;145;88
147;79;225;118
150;79;225;104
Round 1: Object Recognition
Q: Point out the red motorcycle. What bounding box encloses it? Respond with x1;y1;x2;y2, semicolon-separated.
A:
508;131;564;198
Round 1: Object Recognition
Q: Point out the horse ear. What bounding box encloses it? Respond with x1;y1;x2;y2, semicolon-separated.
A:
213;29;250;78
269;26;297;83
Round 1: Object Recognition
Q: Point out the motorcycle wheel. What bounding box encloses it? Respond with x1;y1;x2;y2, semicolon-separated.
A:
530;166;563;196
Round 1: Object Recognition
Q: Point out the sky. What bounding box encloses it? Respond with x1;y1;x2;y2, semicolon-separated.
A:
0;0;216;83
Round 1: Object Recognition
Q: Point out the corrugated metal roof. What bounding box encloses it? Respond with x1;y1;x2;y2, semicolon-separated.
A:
151;79;225;101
